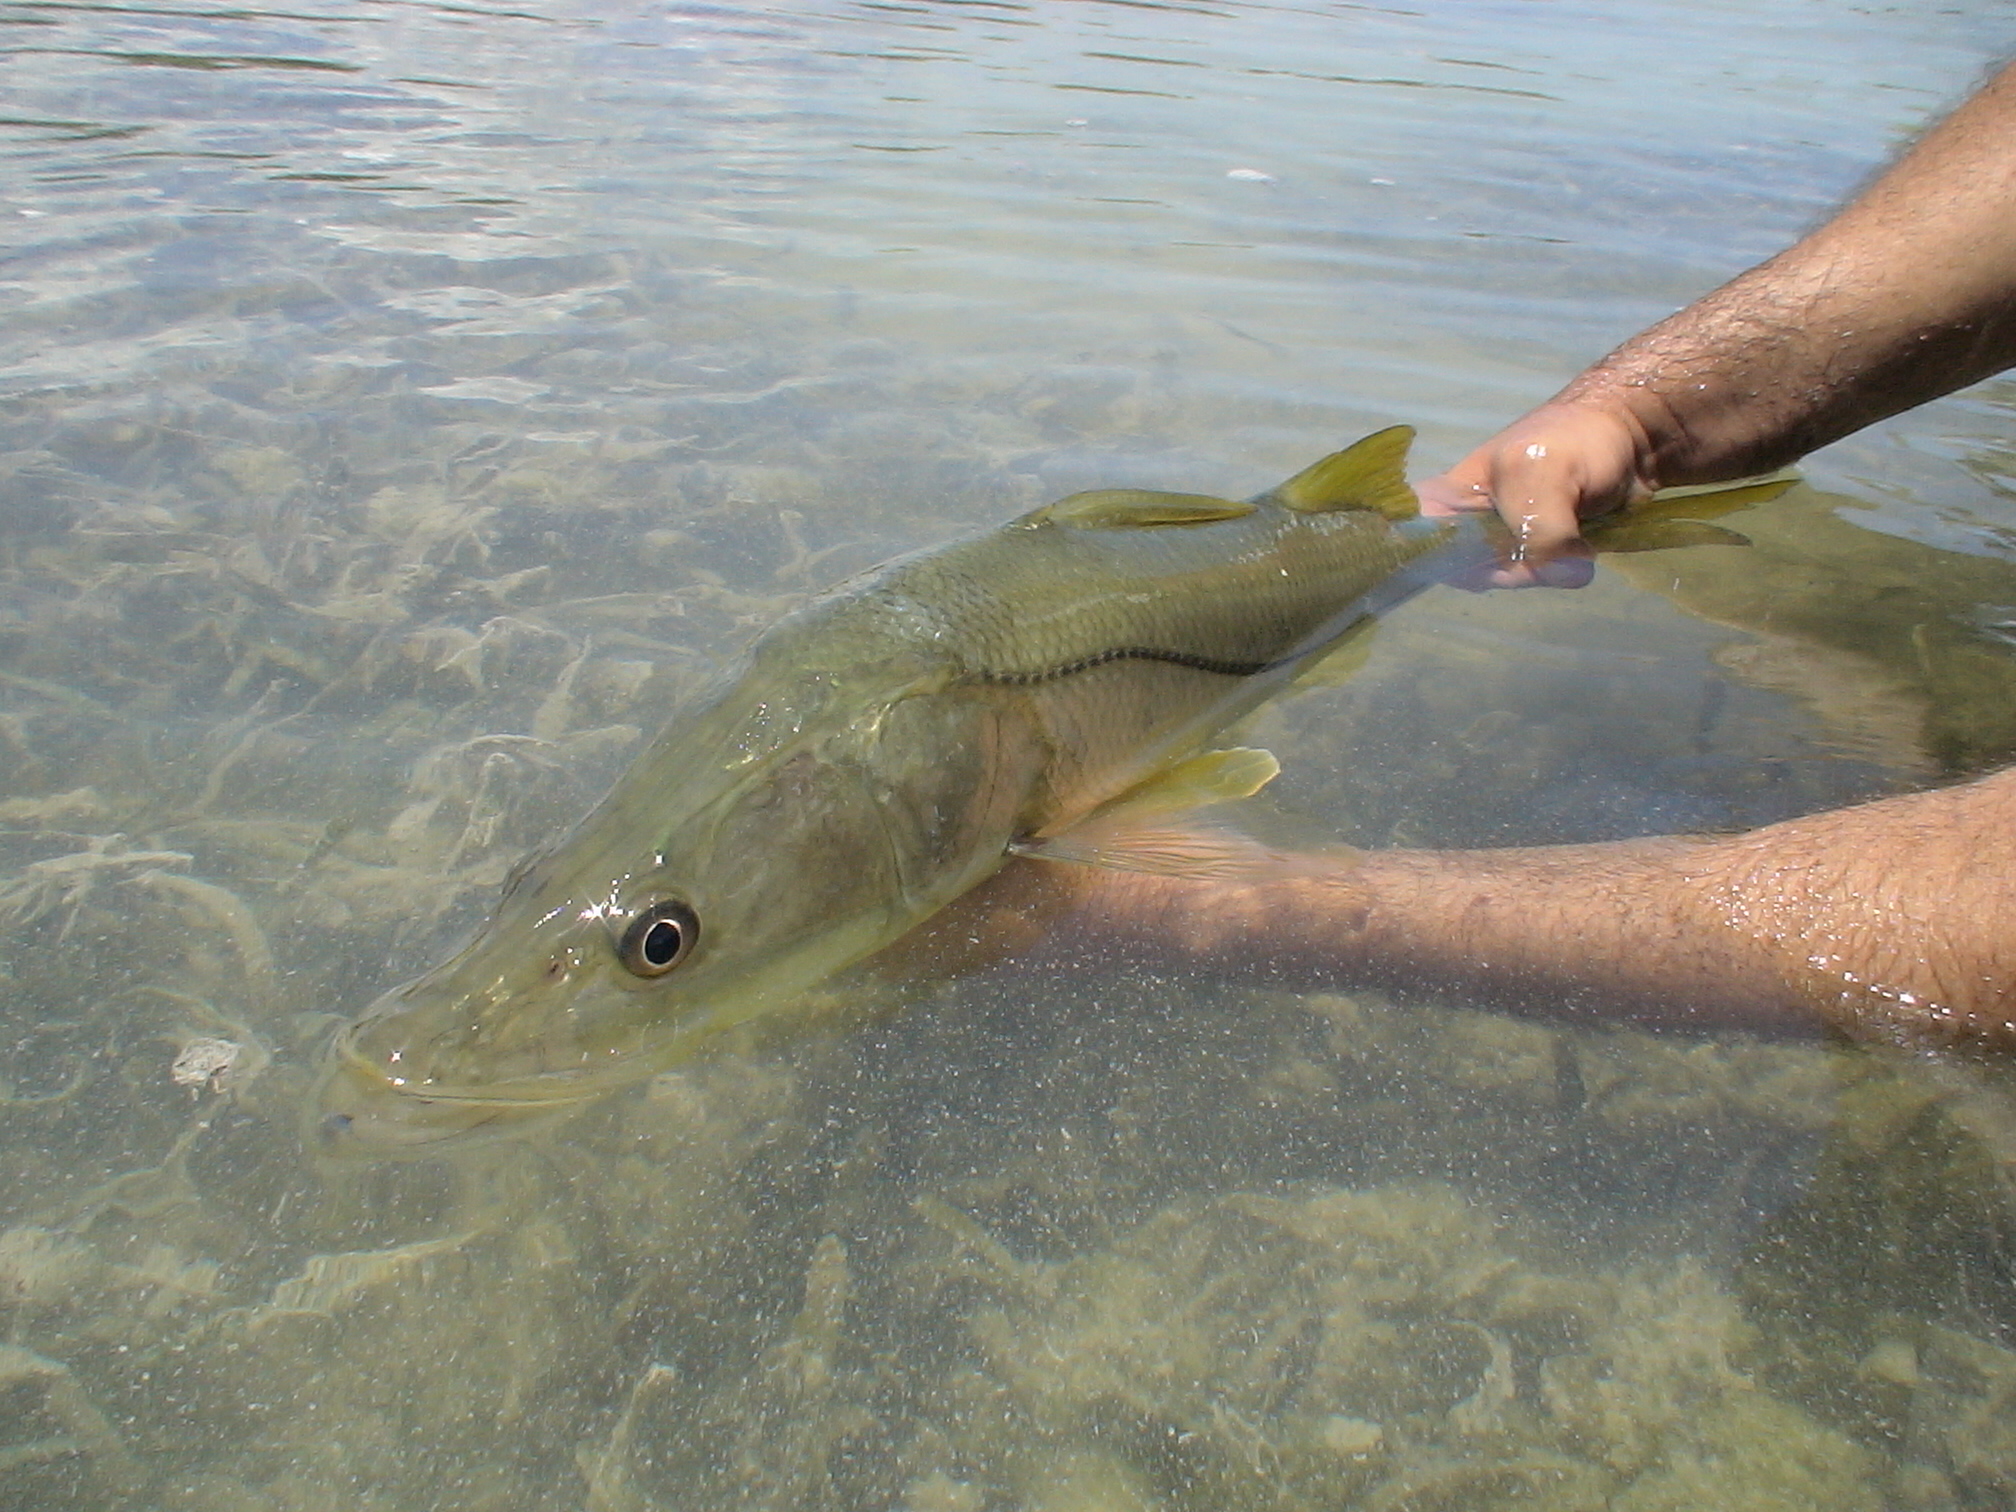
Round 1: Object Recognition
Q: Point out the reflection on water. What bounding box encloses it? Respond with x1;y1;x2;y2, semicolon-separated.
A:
6;0;2016;1507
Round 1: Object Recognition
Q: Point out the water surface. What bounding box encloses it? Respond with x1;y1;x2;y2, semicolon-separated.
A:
5;2;2016;1508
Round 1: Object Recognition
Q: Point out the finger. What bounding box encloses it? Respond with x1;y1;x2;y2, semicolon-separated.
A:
1412;471;1495;518
1488;439;1596;564
1484;550;1595;590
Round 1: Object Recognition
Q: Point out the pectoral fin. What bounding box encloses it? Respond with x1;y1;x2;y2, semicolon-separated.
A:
1011;746;1314;880
1271;425;1419;520
1039;489;1257;529
1093;746;1283;817
1012;820;1343;881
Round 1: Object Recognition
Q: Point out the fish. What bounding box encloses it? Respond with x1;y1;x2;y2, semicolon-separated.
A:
315;426;1765;1152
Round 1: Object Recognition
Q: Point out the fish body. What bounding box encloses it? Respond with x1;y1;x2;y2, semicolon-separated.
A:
318;427;1760;1151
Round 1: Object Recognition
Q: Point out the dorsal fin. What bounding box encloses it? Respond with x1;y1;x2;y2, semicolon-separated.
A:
1271;425;1419;519
1037;488;1257;529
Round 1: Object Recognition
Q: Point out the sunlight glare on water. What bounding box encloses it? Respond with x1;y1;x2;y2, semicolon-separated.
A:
6;2;2016;1508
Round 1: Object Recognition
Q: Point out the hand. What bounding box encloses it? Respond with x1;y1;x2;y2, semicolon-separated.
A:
1413;399;1658;588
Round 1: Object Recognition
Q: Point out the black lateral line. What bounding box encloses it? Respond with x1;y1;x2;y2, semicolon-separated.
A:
969;644;1278;687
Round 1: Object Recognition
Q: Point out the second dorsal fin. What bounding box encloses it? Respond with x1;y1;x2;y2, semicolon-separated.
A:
1270;425;1419;519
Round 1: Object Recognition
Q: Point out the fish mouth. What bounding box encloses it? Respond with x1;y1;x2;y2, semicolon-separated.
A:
327;962;688;1112
312;1023;649;1157
313;1091;557;1157
333;1022;651;1102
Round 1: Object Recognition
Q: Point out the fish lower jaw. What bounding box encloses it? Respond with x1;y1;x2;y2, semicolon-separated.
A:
332;1042;639;1109
310;1050;641;1158
333;996;660;1106
313;1075;586;1157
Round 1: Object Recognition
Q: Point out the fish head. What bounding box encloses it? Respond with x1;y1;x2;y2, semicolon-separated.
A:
315;660;1019;1154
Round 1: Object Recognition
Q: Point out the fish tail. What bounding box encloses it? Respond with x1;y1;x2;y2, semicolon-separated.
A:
1587;471;1799;553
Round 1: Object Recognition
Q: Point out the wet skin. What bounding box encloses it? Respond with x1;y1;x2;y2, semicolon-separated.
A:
907;766;2016;1052
1417;60;2016;580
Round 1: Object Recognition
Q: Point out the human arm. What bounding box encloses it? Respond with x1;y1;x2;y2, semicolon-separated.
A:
1419;59;2016;583
908;768;2016;1049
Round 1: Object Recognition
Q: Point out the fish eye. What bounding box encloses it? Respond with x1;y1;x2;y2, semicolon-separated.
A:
618;900;700;978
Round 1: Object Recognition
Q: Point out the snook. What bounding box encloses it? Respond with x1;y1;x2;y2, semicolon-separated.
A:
316;426;1752;1151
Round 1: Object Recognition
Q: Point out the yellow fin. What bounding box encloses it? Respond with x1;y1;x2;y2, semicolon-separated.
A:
1272;425;1419;519
1585;470;1795;553
1643;470;1799;512
1286;617;1379;688
1012;821;1345;881
1095;746;1282;819
1589;519;1752;553
1010;748;1284;878
1040;488;1256;529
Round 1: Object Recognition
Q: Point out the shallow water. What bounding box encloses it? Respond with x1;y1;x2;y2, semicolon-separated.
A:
7;1;2016;1508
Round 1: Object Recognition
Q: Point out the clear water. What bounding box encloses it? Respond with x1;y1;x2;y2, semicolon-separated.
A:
6;2;2016;1508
